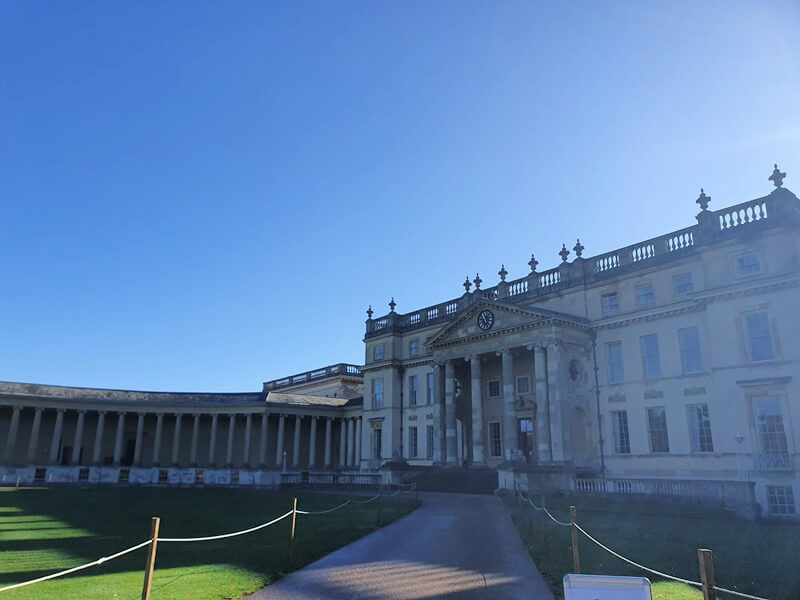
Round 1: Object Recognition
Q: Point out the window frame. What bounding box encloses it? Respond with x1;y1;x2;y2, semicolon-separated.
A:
636;283;655;306
767;485;796;516
678;326;703;374
673;272;694;296
743;310;775;363
487;379;501;398
409;339;419;357
606;341;625;384
640;334;662;379
426;425;434;459
372;377;384;409
373;344;385;361
488;421;503;458
426;372;435;405
611;410;631;454
602;292;619;315
408;426;418;458
646;406;670;453
516;375;530;395
408;374;418;406
372;427;382;460
736;253;762;278
686;403;714;453
753;397;788;455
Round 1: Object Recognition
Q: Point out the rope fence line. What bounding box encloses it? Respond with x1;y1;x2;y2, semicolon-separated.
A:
515;490;770;600
0;540;152;593
0;484;417;597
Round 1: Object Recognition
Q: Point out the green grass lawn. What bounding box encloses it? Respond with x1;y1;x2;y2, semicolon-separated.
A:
507;493;800;600
0;486;419;599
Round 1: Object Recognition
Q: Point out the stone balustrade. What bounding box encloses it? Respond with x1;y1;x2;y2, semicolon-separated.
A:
365;189;798;338
264;363;362;390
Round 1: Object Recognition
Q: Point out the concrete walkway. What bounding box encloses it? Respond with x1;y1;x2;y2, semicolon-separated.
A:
247;492;554;599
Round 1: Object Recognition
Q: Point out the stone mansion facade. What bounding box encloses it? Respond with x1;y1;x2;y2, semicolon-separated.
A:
1;165;799;519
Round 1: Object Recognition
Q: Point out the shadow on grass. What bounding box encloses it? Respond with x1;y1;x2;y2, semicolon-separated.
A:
0;487;418;587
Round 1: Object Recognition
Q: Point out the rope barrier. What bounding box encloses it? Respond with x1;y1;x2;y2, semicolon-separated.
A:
157;511;293;543
299;499;351;515
350;493;381;504
516;492;770;600
0;539;152;593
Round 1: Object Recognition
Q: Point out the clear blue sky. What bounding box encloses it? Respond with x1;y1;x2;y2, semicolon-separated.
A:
2;1;799;392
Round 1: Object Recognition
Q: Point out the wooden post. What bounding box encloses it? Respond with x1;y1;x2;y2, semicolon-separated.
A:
698;548;716;600
288;497;298;562
141;517;160;600
570;506;581;574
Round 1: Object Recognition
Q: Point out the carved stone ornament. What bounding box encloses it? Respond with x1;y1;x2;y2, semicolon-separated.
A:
568;358;584;384
644;390;664;399
684;386;707;397
608;393;626;403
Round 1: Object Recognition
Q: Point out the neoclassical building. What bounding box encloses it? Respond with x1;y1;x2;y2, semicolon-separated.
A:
1;165;798;518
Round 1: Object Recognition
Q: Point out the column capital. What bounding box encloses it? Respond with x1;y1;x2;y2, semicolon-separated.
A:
56;408;66;414
496;348;511;357
77;409;87;415
137;411;147;417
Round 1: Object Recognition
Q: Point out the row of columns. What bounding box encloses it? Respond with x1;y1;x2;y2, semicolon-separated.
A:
439;343;564;465
2;407;363;470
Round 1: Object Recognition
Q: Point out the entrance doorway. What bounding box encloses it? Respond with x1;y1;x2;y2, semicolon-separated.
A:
518;418;534;462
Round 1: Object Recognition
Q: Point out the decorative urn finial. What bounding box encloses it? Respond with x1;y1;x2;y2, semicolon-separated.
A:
573;238;584;258
366;305;373;319
769;164;786;188
559;244;570;263
473;273;482;290
463;276;472;293
696;188;711;211
528;254;539;272
389;297;396;312
498;264;508;282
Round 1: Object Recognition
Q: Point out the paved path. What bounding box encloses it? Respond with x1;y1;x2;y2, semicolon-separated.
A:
247;492;554;599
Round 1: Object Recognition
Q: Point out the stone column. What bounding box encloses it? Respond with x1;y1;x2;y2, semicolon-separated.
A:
171;414;183;467
243;414;252;466
208;414;218;466
500;349;517;460
470;355;485;465
133;413;145;466
432;365;442;463
3;407;21;463
354;417;362;469
70;411;86;465
190;415;200;466
26;408;43;464
339;418;346;467
324;417;332;467
113;413;125;466
533;345;552;463
226;414;236;467
275;414;285;465
152;414;164;466
308;417;318;468
444;360;457;465
292;415;302;468
347;418;355;466
259;412;269;467
546;343;565;462
92;411;106;465
49;409;65;464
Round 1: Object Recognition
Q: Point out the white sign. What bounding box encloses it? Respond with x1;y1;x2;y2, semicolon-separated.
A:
564;574;652;600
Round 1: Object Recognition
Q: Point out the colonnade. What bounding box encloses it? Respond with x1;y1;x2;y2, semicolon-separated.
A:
0;406;363;471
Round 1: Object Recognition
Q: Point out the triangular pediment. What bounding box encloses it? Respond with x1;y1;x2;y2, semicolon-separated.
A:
426;299;584;349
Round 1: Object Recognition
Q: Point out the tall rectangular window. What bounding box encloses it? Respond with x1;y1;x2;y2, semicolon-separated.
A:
408;426;418;458
602;292;619;315
745;311;774;362
426;372;435;405
426;425;434;459
647;406;670;453
372;428;382;460
516;376;530;395
408;375;418;405
488;379;501;398
737;254;761;277
673;273;694;295
678;327;703;374
373;345;384;361
409;339;419;356
767;485;796;516
754;397;788;454
607;341;624;384
489;421;502;457
611;411;630;454
640;334;661;379
636;283;654;306
687;404;714;453
372;378;384;409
